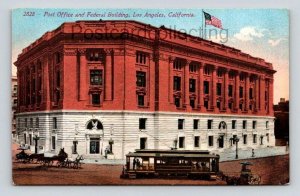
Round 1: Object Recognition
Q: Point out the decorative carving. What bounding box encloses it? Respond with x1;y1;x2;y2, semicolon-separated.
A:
63;48;78;56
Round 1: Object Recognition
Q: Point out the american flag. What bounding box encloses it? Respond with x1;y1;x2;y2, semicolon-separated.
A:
203;11;223;29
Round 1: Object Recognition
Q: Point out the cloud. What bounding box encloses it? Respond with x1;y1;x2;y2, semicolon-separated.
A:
268;38;285;47
234;26;265;41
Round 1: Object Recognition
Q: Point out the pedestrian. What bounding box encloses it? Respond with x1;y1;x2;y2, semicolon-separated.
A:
136;158;141;169
252;149;255;157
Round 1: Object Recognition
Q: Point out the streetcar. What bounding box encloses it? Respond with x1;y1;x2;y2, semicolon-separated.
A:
120;149;220;180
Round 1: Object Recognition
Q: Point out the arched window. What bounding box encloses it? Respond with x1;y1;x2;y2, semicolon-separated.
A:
218;121;227;130
86;119;103;130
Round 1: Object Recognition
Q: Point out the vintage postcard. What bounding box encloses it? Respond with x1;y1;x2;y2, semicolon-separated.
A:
12;8;289;185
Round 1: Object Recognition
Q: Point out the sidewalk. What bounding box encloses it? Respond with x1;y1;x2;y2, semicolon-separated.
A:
81;146;289;165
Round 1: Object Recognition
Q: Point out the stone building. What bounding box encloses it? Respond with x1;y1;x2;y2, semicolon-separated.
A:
14;20;276;159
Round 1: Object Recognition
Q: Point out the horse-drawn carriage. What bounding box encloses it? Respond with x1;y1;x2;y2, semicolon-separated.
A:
15;147;84;169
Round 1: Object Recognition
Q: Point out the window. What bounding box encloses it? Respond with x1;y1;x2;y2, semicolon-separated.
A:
243;120;247;129
204;67;210;75
179;137;185;148
87;50;105;62
217;70;223;77
178;119;184;130
29;134;32;145
232;120;236;129
136;71;146;87
249;88;253;99
56;71;60;87
194;136;200;148
140;138;147;149
136;52;147;64
252;121;257;129
239;87;243;98
173;59;184;70
266;121;269;129
208;136;214;147
229;72;235;79
189;79;196;92
239;103;243;110
90;70;103;85
228;85;233;97
266;133;270;142
55;52;61;64
193;119;199;129
53;117;57;129
92;94;100;105
139;118;147;130
204;81;209;94
217;100;221;110
25;118;28;128
253;134;257;144
173;76;181;91
204;100;209;109
138;95;145;106
240;74;244;81
174;97;180;108
51;136;56;150
217;83;222;96
36;118;39;128
243;135;247;144
189;63;198;72
208;120;213;129
232;135;237;144
228;102;233;110
190;99;195;109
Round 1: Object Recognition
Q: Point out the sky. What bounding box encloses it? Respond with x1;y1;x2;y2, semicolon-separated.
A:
12;8;289;104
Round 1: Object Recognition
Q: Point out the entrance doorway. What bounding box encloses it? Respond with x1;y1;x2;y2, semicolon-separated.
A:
90;138;100;154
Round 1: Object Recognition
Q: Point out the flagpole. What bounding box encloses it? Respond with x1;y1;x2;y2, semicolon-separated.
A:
202;9;206;39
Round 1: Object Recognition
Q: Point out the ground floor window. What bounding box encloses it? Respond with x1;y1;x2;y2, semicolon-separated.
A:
90;138;100;154
24;133;27;144
179;137;185;148
208;136;214;147
194;136;200;148
253;134;257;144
140;137;147;149
92;94;100;105
243;134;247;144
51;136;56;150
218;135;224;148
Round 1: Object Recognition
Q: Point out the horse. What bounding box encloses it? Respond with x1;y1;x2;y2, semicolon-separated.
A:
41;148;68;167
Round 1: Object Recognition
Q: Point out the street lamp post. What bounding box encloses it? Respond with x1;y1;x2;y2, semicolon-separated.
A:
231;136;239;159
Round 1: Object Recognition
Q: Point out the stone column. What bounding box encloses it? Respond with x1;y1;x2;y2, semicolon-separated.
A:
198;63;204;110
78;49;87;101
104;49;113;101
168;57;175;103
268;78;274;115
184;60;191;108
245;73;249;111
255;75;259;111
42;56;51;110
259;75;266;114
211;65;217;110
234;71;240;111
223;68;229;111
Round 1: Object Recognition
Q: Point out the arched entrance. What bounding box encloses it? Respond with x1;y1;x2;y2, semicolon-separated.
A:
85;119;104;155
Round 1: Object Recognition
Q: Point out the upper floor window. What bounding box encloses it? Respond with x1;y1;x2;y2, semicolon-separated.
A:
87;49;105;62
174;97;180;108
90;70;103;85
252;121;257;129
229;72;235;79
204;81;209;94
266;121;269;129
173;76;181;91
189;79;196;92
56;71;60;87
193;119;199;129
178;119;184;130
136;52;147;64
217;70;223;77
136;71;146;87
189;63;198;72
173;59;184;70
217;83;222;96
240;74;244;81
53;117;57;129
249;88;253;99
207;119;213;129
204;67;210;75
139;118;147;130
239;87;243;98
25;118;28;128
92;94;100;105
55;52;61;64
138;95;145;106
228;85;233;97
242;120;247;129
232;120;236;129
